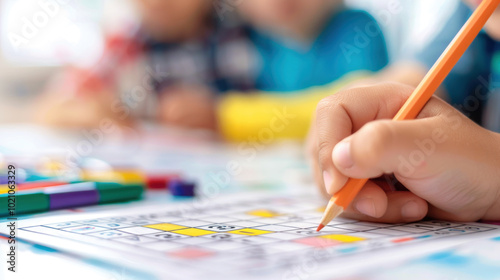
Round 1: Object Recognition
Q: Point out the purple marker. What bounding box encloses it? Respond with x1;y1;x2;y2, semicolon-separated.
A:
45;182;99;210
0;175;7;184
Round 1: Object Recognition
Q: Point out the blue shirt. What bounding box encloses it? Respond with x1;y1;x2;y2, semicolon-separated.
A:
492;44;500;90
484;42;500;132
415;2;496;123
250;9;389;92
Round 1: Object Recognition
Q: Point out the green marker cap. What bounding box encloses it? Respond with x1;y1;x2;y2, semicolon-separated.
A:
0;191;49;216
94;182;144;204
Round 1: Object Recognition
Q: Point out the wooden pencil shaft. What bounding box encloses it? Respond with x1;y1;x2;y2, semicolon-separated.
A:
319;200;344;227
332;178;368;209
394;0;500;121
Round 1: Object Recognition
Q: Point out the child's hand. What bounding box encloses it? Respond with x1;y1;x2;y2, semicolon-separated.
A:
159;85;218;131
307;83;500;223
36;69;132;128
36;89;129;128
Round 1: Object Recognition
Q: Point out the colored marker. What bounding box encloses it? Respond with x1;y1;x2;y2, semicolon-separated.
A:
45;182;99;210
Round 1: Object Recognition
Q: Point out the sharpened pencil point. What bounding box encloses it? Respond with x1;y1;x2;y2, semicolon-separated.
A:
316;224;325;232
318;201;344;229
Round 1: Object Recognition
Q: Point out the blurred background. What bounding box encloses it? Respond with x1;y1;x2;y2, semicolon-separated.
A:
0;0;461;123
0;0;137;122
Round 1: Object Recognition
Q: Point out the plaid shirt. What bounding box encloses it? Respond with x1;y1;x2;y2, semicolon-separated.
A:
143;20;257;94
67;17;257;96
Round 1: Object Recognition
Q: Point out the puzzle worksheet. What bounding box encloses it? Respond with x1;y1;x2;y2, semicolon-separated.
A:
2;193;499;280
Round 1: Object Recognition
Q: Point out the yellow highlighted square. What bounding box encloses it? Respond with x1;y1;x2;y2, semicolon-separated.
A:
172;228;216;237
319;234;366;243
228;228;272;236
145;223;187;231
247;209;281;218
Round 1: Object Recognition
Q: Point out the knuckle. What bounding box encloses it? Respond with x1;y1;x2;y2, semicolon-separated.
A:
315;93;350;119
356;120;395;168
315;96;337;117
376;82;415;97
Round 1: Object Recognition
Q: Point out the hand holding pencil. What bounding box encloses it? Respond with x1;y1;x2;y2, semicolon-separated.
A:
309;0;500;230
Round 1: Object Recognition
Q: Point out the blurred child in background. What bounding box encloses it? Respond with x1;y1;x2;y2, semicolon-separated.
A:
461;0;500;131
37;0;391;143
381;0;500;128
238;0;388;91
405;1;498;125
36;0;255;131
216;0;390;141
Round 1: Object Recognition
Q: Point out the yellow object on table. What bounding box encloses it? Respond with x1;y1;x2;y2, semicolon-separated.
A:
80;169;145;184
217;72;370;142
0;185;11;195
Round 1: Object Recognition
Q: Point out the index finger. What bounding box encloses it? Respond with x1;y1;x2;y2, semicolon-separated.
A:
314;82;414;195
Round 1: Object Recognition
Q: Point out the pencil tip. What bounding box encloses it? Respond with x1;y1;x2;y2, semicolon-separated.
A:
316;224;325;232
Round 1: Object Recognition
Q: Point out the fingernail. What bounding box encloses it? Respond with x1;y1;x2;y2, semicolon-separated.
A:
402;201;421;219
323;171;333;191
356;198;377;217
333;140;354;169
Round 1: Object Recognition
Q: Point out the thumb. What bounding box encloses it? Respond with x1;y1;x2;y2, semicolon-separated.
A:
332;117;448;180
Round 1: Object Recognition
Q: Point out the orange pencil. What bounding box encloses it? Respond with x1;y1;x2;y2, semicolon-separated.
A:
317;0;500;231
